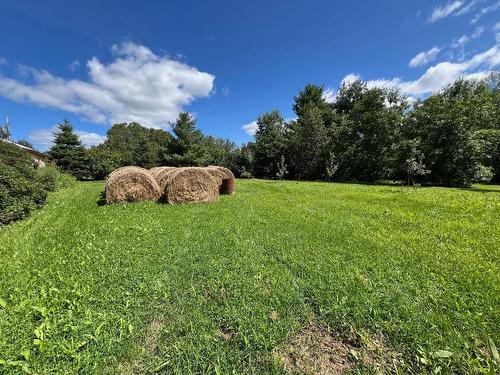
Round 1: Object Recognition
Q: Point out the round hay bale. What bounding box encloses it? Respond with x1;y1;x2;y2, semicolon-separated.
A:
105;166;161;204
207;165;235;180
164;167;219;204
205;166;236;194
151;167;180;190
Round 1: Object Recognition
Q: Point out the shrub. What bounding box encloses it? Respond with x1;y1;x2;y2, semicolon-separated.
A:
35;165;76;191
0;141;75;225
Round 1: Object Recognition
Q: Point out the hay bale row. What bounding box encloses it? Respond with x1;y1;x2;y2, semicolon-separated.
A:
105;165;235;204
105;166;161;204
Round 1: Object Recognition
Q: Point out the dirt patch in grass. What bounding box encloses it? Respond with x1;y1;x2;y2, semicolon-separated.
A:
120;316;165;375
277;322;402;374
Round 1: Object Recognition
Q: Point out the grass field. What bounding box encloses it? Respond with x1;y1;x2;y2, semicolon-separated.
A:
0;180;499;374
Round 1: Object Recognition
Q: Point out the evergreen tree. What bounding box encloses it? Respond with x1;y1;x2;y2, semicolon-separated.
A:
253;110;287;178
163;112;207;166
48;120;89;180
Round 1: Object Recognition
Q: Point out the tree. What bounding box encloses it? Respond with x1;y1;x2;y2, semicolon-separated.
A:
292;84;334;126
325;152;339;182
48;120;89;180
163;112;207;166
105;123;170;168
203;136;239;170
404;139;429;186
287;85;334;180
253;110;287;179
234;142;254;178
17;139;34;149
87;145;121;180
407;79;490;187
288;106;329;180
471;129;500;183
331;81;406;182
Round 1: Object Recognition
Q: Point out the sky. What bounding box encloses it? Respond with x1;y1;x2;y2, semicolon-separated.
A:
0;0;499;150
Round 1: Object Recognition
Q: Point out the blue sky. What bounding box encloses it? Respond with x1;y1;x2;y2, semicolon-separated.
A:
0;0;499;150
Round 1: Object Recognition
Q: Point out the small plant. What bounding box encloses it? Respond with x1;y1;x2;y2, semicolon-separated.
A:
325;152;339;182
275;155;287;180
405;140;429;186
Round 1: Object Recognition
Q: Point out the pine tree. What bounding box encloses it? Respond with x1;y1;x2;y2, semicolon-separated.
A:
163;112;207;166
48;120;89;180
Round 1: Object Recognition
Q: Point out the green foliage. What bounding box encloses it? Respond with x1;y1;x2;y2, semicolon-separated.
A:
234;143;254;178
163;112;207;166
87;145;121;180
48;120;90;180
253;110;287;178
472;129;500;183
105;122;170;168
244;75;498;187
407;82;478;187
0;142;74;225
35;165;76;191
0;180;498;373
16;139;34;149
202;136;239;170
332;83;407;182
288;106;329;180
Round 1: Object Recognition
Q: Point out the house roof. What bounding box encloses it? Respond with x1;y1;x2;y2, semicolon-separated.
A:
1;139;49;159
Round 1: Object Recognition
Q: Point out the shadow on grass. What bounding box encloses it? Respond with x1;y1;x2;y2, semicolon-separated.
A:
97;192;173;206
462;186;500;193
97;191;106;206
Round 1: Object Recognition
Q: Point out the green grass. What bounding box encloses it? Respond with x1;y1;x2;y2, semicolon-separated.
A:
0;180;499;374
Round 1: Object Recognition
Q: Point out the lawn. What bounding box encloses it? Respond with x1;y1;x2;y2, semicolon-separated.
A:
0;180;499;374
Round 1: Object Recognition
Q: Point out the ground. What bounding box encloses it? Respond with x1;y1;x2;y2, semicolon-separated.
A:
0;180;499;374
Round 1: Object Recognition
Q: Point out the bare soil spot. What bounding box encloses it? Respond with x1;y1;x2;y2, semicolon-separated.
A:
218;321;236;341
120;316;165;375
277;322;402;374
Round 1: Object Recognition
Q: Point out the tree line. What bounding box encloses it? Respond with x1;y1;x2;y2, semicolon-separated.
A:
48;74;499;187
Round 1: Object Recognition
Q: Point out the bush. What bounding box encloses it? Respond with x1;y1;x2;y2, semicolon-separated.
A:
0;141;75;225
35;165;76;191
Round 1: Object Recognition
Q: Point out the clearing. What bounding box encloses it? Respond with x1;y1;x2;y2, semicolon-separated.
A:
0;180;499;373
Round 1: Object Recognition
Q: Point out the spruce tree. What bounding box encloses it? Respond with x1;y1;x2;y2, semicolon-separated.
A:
163;112;207;166
48;120;89;180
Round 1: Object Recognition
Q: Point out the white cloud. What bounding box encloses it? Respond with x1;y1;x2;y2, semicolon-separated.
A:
322;88;336;103
77;130;106;147
471;1;500;23
471;26;485;38
341;73;362;86
409;47;441;67
451;35;470;48
428;0;464;22
28;126;106;149
0;42;215;129
241;120;258;136
455;0;480;15
67;59;80;71
494;22;500;31
342;45;499;97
